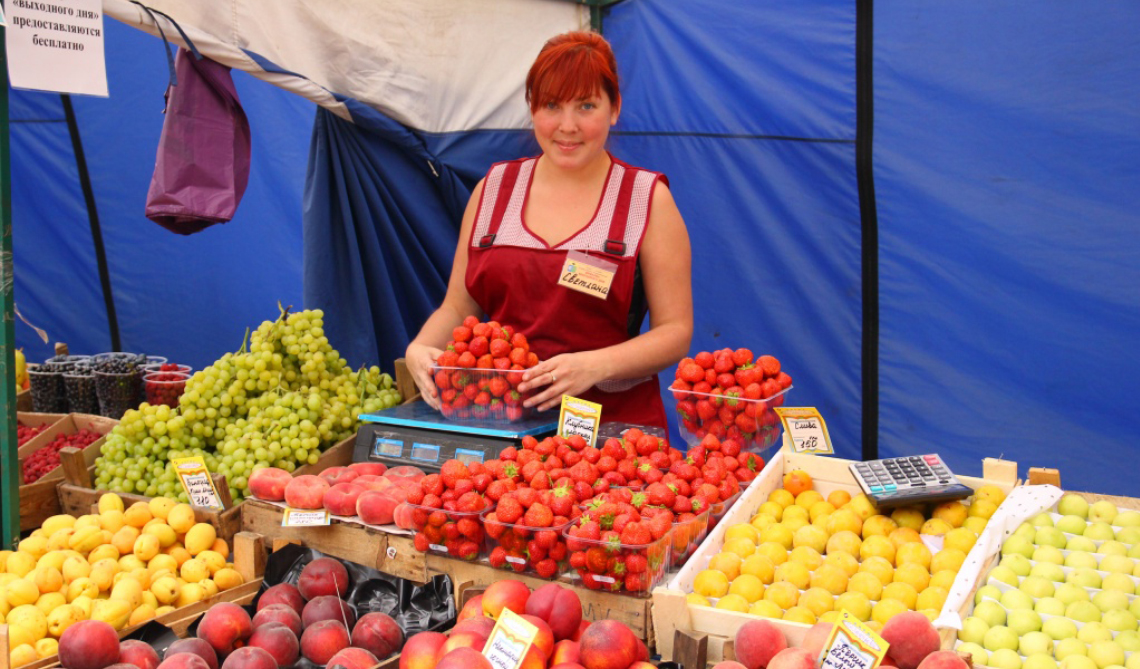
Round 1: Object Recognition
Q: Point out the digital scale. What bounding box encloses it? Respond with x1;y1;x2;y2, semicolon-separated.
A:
354;403;559;473
849;453;975;508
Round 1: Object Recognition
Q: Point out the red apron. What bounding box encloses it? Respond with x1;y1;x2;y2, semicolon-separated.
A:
465;155;668;430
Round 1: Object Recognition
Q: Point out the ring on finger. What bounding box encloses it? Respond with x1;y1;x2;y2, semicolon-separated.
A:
549;371;557;384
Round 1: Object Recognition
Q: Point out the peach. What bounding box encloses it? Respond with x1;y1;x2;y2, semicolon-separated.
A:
551;664;589;669
358;488;410;526
452;616;496;638
916;651;969;669
579;619;640;669
251;604;302;637
218;647;275;669
551;640;581;665
319;466;360;486
247;621;299;667
521;614;556;659
119;640;161;669
353;475;393;492
713;664;750;669
298;557;350;600
768;648;817;669
398;631;447;669
735;619;789;669
801;621;837;660
197;602;253;657
164;639;218;669
386;465;426;483
525;583;584;641
59;620;121;669
351;612;404;660
629;664;657;669
326;647;380;669
156;655;211;669
284;475;330;510
256;583;304;616
458;593;485;621
436;647;493;669
299;619;350;665
349;462;389;476
880;611;940;669
518;645;548;669
438;630;489;656
324;483;366;516
301;595;356;628
248;468;292;502
482;579;531;618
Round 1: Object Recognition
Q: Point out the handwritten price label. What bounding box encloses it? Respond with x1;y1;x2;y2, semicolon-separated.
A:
281;509;331;527
172;457;224;509
483;608;539;669
819;610;889;669
558;396;603;445
775;407;835;454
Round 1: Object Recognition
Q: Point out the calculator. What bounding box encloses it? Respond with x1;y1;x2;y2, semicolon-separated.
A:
848;454;976;508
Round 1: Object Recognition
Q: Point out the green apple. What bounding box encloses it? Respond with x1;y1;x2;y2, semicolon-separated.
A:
1059;494;1091;518
1129;596;1140;618
1030;562;1067;584
1061;656;1099;669
1003;553;1034;576
1092;589;1131;612
1068;536;1099;552
1057;514;1089;535
1036;526;1069;548
1098;540;1129;557
990;565;1022;587
1056;582;1093;605
1043;617;1080;641
1088;501;1119;524
1036;596;1068;616
1020;631;1055;657
1101;572;1136;595
990;648;1024;669
1023;653;1059;669
1114;630;1140;652
1116;510;1140;527
977;584;1004;605
1034;544;1067;565
1099;554;1134;574
1102;609;1138;632
956;642;988;666
1068;567;1104;589
1055;637;1089;659
1126;651;1140;669
960;616;991;644
1088;640;1125;669
983;625;1020;652
1032;512;1056;527
1014;522;1038;541
1004;535;1037;558
1129;543;1140;560
1008;608;1043;635
1021;574;1057;598
975;599;1008;627
1115;527;1140;545
1002;588;1036;611
1067;550;1100;569
1067;600;1104;623
1086;522;1117;541
1078;622;1115;644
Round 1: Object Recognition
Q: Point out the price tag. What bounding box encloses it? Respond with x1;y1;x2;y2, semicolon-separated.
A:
172;457;224;509
558;395;603;444
483;608;539;669
281;509;331;526
775;407;835;454
819;610;890;669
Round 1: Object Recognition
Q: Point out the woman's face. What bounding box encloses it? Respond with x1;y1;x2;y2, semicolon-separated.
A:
531;90;619;173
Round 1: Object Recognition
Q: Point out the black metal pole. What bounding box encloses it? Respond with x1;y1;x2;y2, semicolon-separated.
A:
856;0;879;461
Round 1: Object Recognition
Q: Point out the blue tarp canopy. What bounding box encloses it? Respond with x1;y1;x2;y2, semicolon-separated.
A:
10;0;1139;493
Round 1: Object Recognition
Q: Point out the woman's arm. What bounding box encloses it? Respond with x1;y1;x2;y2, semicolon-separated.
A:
520;181;693;409
405;180;486;407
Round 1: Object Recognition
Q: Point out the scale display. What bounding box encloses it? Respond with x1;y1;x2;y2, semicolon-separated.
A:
372;437;403;458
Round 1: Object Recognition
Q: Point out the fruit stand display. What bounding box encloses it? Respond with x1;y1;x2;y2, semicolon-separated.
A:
651;440;1020;665
950;485;1140;669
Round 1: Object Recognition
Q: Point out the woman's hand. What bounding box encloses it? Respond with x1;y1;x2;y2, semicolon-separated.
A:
518;351;605;411
405;342;444;409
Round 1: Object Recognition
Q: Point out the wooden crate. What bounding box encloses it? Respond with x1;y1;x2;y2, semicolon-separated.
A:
17;386;32;411
650;443;1020;666
241;500;657;642
0;532;267;669
18;413;119;531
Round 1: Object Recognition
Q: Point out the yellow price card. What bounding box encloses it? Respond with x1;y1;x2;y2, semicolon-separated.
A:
819;610;890;669
775;407;835;454
483;608;539;669
172;456;224;509
558;395;603;444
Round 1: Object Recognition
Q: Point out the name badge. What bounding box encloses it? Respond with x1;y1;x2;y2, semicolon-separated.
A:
558;250;617;300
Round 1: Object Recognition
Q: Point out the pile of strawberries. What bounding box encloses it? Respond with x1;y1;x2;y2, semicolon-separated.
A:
484;485;582;578
16;423;48;446
670;348;793;452
433;316;541;422
566;488;673;596
404;460;490;561
22;429;102;483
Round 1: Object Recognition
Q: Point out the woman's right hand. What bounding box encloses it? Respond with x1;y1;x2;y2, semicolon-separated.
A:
405;342;445;409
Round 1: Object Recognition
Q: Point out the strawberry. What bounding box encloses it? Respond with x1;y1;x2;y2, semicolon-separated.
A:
646;482;676;508
733;348;754;367
624;571;648;592
489;338;511;358
535;559;558;579
516;487;538;508
619;521;652;546
413;532;429;552
456;491;485;513
535;529;559;550
679;362;704;384
522;503;553;528
484;513;505;539
457;351;477;368
585;547;610;573
569;551;587;570
497;496;523;524
421;474;444;496
550;486;574;517
646;510;672;540
500;447;518;462
625;553;649;575
452;326;473;343
489;546;508;568
759;354;781;377
694;351;715;369
548;542;567;562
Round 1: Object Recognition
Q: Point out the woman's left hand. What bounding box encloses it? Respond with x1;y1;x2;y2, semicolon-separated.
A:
518;351;604;411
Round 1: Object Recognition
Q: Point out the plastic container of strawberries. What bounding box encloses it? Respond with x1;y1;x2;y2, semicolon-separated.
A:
563;524;672;598
482;509;577;580
708;489;743;532
402;500;489;561
669;509;711;569
430;365;536;424
669;384;793;455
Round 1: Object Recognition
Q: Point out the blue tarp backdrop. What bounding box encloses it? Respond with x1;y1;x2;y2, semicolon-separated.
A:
10;2;1140;494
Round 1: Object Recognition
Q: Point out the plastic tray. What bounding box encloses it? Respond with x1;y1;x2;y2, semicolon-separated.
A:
563;522;672;597
400;500;489;561
669;383;793;453
430;364;535;424
482;508;576;579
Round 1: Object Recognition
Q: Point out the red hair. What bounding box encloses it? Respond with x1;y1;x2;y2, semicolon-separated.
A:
525;31;620;113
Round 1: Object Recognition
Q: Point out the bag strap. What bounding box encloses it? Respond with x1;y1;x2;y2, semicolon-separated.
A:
129;1;203;88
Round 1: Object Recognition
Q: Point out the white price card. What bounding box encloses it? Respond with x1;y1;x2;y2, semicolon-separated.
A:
819;610;890;669
775;407;835;454
172;456;224;509
483;608;539;669
282;509;331;527
6;0;109;96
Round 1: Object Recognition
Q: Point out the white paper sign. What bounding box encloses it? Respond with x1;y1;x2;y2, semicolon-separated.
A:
6;0;109;96
281;509;331;527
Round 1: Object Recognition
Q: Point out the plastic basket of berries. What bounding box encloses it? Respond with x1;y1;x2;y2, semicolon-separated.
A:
397;463;492;561
482;487;581;579
567;490;674;597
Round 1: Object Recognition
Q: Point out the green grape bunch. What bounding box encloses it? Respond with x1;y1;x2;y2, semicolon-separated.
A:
94;306;403;502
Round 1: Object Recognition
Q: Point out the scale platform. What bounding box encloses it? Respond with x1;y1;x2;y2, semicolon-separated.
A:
354;403;559;472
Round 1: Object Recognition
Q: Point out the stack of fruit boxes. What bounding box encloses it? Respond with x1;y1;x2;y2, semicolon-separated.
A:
18;413;119;531
650;441;1020;665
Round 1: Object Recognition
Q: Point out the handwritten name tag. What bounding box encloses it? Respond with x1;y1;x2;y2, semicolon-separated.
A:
558;250;617;300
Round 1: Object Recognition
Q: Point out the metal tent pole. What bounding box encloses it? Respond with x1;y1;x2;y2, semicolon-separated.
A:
1;22;21;548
